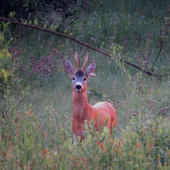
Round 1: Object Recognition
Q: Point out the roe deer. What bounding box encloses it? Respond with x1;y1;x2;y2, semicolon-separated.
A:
65;51;117;141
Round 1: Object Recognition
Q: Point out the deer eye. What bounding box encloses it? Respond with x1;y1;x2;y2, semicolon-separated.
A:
83;78;86;81
72;77;75;80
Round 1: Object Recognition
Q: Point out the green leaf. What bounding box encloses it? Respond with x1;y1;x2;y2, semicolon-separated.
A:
0;68;8;82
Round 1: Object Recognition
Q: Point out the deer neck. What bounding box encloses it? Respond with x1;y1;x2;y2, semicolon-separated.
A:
72;84;91;118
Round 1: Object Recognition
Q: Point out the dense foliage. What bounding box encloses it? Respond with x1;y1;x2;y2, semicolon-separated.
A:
0;0;78;19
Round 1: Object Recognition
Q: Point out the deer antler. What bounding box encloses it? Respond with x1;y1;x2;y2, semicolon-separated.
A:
82;51;88;70
75;51;79;70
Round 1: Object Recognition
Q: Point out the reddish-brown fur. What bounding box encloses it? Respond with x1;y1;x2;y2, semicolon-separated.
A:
72;83;117;140
65;51;117;141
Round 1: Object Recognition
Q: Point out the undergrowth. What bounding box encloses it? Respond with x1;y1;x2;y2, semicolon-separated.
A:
0;0;170;169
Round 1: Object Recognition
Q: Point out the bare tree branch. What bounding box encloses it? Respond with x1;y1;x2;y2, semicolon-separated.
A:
0;17;170;78
152;23;170;68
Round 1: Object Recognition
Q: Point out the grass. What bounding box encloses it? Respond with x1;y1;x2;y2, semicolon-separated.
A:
1;0;170;169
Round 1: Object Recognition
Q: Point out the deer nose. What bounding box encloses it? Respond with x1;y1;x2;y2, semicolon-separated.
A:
75;85;82;90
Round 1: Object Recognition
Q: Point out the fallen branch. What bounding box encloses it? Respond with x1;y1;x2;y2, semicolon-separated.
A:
0;17;170;77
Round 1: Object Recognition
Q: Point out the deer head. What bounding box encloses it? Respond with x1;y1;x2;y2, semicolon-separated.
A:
65;51;96;92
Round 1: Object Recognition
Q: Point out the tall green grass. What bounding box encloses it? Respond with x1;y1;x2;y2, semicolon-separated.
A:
0;0;170;169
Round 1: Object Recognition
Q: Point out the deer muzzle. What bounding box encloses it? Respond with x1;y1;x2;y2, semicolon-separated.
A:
75;82;83;92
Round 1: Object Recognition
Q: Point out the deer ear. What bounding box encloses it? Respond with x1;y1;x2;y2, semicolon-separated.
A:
86;62;96;76
65;59;74;76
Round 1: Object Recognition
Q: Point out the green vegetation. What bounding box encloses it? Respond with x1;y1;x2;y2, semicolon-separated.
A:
0;0;170;169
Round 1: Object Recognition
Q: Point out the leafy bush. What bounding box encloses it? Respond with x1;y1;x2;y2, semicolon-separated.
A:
0;22;14;97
